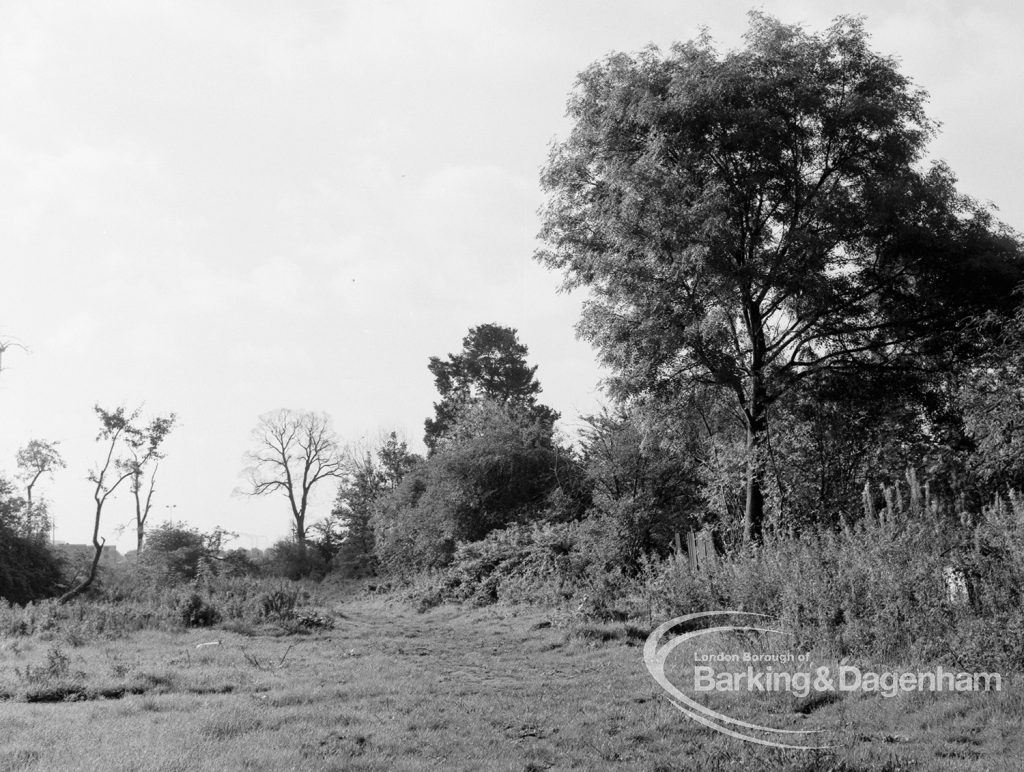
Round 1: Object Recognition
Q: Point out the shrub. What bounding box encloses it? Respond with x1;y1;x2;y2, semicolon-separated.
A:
175;592;221;628
220;549;260;577
404;520;630;612
0;530;63;604
142;522;207;582
263;540;328;580
257;586;299;620
15;645;74;687
374;400;585;573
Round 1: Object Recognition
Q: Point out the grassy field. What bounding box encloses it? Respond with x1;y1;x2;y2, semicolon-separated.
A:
1;596;1022;771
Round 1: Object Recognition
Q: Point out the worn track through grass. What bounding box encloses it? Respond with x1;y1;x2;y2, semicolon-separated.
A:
0;597;1022;771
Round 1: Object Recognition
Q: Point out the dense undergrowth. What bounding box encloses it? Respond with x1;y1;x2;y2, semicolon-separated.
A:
0;573;333;642
4;481;1024;678
403;484;1024;672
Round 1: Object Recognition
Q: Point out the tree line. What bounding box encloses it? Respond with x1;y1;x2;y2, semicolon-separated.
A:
4;13;1024;599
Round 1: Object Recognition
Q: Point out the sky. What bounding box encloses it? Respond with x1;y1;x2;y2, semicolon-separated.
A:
1;0;1022;552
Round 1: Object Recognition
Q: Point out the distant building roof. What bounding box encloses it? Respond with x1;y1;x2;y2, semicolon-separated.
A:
55;544;125;564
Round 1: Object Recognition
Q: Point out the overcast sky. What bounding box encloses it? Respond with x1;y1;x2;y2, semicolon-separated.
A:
1;1;1021;551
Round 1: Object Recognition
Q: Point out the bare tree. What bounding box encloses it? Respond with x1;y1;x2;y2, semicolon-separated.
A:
241;409;345;549
16;439;66;541
59;405;173;603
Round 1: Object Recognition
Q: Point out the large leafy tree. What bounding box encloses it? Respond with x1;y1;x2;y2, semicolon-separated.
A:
537;13;1023;540
424;323;559;451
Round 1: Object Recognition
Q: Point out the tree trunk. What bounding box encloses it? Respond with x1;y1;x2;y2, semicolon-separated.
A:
743;377;769;543
136;483;144;553
136;463;158;554
25;474;41;540
59;501;105;604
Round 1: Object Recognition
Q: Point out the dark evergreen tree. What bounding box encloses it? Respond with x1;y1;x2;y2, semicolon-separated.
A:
424;324;559;451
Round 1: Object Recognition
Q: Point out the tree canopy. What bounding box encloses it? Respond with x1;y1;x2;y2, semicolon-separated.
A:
536;12;1024;540
424;323;559;451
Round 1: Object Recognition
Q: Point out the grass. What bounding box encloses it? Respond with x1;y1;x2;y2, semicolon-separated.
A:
0;595;1022;771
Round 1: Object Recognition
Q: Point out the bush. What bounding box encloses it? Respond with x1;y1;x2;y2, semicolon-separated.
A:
0;530;63;604
175;592;221;628
374;400;585;573
372;465;457;575
257;585;299;620
406;521;627;611
141;522;207;583
220;549;260;578
263;540;328;580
